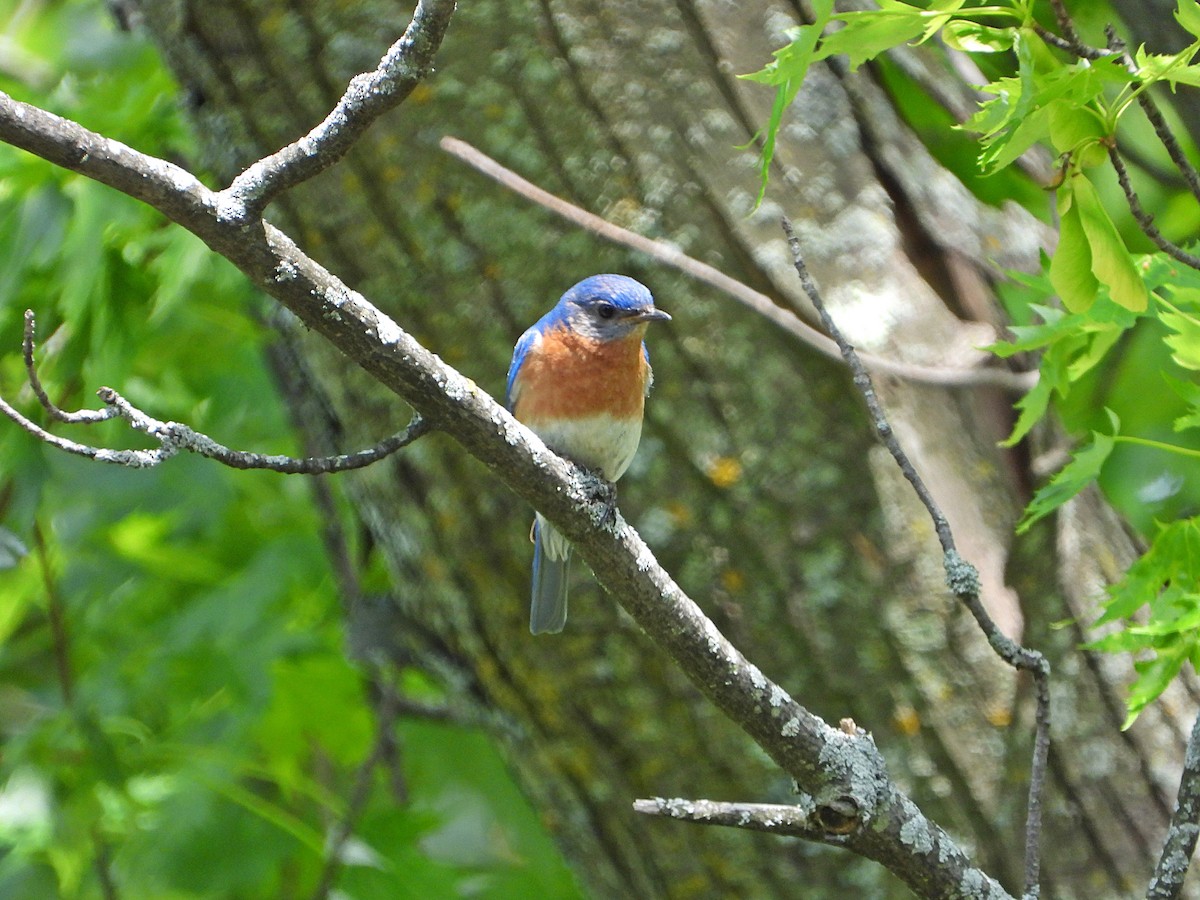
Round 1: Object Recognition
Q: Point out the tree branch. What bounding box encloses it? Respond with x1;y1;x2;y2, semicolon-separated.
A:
633;797;827;840
23;310;108;424
216;0;456;223
1147;709;1200;899
0;36;1014;900
1112;29;1200;209
7;313;433;472
1107;145;1200;271
1032;22;1112;61
783;217;1049;900
1042;0;1112;61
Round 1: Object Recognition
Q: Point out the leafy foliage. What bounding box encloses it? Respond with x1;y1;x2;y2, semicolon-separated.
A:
745;1;1200;722
1089;517;1200;728
0;3;579;897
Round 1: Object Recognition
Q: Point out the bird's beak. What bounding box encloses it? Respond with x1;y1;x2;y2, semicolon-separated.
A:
632;307;671;323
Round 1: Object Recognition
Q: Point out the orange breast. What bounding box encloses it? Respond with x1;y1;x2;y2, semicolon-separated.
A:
514;327;650;422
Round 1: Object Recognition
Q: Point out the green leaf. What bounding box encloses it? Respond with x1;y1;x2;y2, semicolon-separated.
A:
1072;175;1150;312
992;295;1140;446
813;10;927;71
1085;628;1146;654
740;0;835;204
1155;64;1200;89
1159;293;1200;370
1123;639;1193;728
988;303;1068;356
1144;250;1200;294
1001;335;1082;447
968;53;1126;173
972;30;1043;170
1095;529;1200;726
58;179;111;322
1134;44;1200;88
1065;322;1125;381
1127;594;1200;635
1049;102;1101;153
107;513;226;585
1163;373;1200;431
1098;518;1200;624
919;0;968;44
1178;0;1200;38
984;103;1053;171
0;544;37;646
1047;102;1108;169
205;778;326;856
1002;367;1056;447
941;21;1014;53
1017;411;1118;532
962;74;1025;140
1050;184;1099;313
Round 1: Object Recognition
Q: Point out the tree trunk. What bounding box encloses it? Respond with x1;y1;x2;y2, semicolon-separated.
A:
128;0;1191;895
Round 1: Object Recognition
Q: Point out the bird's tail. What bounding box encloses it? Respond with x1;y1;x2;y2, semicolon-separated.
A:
530;517;570;634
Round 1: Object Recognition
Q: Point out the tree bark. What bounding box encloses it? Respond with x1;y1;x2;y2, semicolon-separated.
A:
126;0;1191;895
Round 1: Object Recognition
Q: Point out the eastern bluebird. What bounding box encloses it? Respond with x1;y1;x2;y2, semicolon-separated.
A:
506;274;670;635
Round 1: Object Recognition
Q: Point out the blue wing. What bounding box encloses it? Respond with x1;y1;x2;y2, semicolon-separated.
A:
505;326;540;410
642;341;654;397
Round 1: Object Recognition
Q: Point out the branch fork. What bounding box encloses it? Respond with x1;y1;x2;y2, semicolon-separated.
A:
216;0;457;224
3;309;433;473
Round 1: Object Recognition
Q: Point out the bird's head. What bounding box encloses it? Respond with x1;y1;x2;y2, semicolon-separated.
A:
557;274;670;341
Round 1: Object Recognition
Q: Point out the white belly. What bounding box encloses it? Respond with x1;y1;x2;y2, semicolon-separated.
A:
528;413;643;482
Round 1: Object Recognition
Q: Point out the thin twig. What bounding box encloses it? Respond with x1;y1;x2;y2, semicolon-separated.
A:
1036;10;1200;208
0;391;140;462
91;827;119;900
1047;0;1082;48
783;216;1050;900
309;677;401;900
1107;146;1200;271
1105;25;1200;208
32;522;72;705
23;310;110;423
440;136;1037;393
1041;1;1112;61
216;0;457;222
8;312;433;472
1032;22;1113;60
633;797;823;839
1147;709;1200;899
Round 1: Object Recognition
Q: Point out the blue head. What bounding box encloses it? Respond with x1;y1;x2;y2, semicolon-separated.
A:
548;274;670;340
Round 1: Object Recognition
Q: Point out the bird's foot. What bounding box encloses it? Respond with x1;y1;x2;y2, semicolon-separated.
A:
577;466;618;528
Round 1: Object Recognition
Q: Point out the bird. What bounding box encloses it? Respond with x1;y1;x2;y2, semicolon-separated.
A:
506;274;670;634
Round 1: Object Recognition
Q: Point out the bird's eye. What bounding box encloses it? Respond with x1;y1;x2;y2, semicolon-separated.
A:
596;302;616;320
